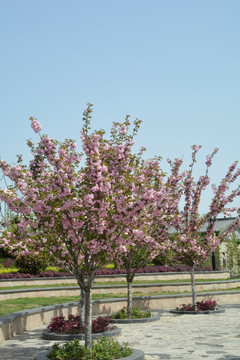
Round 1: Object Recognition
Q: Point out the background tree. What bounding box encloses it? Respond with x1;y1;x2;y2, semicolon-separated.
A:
114;154;162;318
225;233;240;276
163;146;240;309
117;155;189;318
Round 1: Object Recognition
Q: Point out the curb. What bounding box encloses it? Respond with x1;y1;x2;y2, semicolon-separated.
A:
34;348;145;360
42;326;121;340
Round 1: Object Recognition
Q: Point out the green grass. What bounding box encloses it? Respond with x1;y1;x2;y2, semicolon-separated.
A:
0;293;122;316
0;287;240;317
0;283;79;291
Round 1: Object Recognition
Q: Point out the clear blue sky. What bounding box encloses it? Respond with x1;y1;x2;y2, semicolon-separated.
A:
0;0;239;214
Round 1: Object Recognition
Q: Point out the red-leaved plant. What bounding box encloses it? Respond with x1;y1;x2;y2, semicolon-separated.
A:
177;299;218;312
46;315;114;334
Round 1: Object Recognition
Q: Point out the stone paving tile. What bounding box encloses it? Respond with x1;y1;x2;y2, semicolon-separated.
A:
0;306;240;359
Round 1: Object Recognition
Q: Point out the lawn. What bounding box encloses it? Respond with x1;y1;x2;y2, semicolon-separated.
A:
0;294;121;316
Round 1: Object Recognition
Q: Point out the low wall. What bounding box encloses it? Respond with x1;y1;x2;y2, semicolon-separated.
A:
98;270;230;282
0;271;231;288
0;279;239;301
0;290;240;344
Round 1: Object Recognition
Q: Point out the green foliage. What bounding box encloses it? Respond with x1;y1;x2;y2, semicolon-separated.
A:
106;264;115;269
226;234;240;276
102;263;115;270
48;337;132;360
152;250;174;266
0;247;15;259
0;257;16;269
110;306;151;319
214;246;221;269
15;253;49;275
198;245;221;270
46;266;62;272
0;268;18;274
131;247;150;269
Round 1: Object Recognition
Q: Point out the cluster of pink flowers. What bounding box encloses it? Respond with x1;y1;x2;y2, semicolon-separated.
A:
31;118;42;133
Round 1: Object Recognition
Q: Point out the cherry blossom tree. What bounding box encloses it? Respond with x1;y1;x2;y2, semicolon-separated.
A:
0;105;162;347
164;146;240;309
117;156;187;318
114;155;162;318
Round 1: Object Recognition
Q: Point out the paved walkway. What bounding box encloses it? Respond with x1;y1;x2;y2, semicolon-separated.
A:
0;304;239;360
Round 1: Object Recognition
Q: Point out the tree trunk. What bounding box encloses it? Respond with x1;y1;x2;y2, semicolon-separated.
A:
78;287;85;328
76;274;85;328
84;287;92;349
127;280;133;319
190;265;197;310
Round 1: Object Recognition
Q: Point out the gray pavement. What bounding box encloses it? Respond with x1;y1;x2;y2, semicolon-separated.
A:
0;304;239;360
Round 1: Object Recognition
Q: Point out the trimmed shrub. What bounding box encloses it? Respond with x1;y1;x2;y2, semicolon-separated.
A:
110;307;151;319
3;257;15;268
15;254;49;275
48;337;132;360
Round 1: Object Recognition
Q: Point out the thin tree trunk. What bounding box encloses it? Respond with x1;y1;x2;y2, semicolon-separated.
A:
84;287;92;349
127;280;133;319
190;265;197;310
78;287;85;328
76;274;85;328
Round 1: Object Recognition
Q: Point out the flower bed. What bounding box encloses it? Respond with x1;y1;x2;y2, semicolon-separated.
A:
109;307;160;324
35;339;145;360
47;315;114;334
170;300;225;314
110;307;151;320
0;265;213;279
42;315;121;340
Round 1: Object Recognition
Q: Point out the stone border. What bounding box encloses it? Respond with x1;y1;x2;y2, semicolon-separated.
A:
34;348;145;360
169;307;225;315
42;326;121;340
110;312;160;324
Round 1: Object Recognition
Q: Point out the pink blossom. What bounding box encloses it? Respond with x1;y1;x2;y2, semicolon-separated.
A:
119;125;127;135
31;119;42;133
205;155;212;167
229;161;238;172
